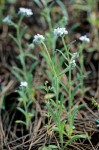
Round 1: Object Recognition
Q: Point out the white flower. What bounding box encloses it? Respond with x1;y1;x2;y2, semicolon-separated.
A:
20;81;28;87
3;16;13;25
18;8;33;16
79;35;90;43
71;52;79;61
70;59;76;67
33;34;45;45
53;27;68;37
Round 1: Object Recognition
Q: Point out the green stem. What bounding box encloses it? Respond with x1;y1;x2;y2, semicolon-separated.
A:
41;42;57;76
16;16;27;80
79;43;84;96
62;36;72;134
60;130;63;149
68;67;72;109
62;36;72;108
56;76;59;104
62;36;70;63
22;90;28;129
41;42;59;103
41;42;52;65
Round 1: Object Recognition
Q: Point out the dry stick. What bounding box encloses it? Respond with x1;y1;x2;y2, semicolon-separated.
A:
9;133;45;150
7;128;46;149
8;145;12;150
53;132;60;149
0;80;14;97
77;96;98;118
29;117;42;150
95;62;99;98
7;133;32;145
84;129;96;150
0;113;5;150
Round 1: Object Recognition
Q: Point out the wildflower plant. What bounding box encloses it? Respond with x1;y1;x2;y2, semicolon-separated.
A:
16;81;35;129
33;27;87;149
3;8;37;129
32;1;88;148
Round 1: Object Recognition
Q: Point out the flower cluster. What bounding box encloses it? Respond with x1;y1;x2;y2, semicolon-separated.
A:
70;52;79;68
3;16;13;26
53;27;68;37
33;34;45;45
79;35;90;43
18;8;33;16
20;81;28;87
71;52;79;61
70;59;76;67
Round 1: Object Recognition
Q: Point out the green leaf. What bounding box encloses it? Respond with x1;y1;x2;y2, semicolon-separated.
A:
59;81;68;93
50;99;57;108
20;26;27;38
24;53;37;60
12;71;23;81
9;34;18;44
68;104;84;127
59;94;64;116
47;103;57;123
71;84;81;101
28;43;34;50
34;0;42;7
28;112;34;118
43;147;50;150
16;120;26;125
17;107;26;116
35;85;45;90
56;49;67;61
12;66;24;75
27;74;32;85
52;126;59;132
57;66;70;77
49;145;58;149
61;120;66;132
26;100;33;108
38;144;58;150
64;134;87;148
29;62;38;73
